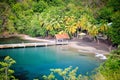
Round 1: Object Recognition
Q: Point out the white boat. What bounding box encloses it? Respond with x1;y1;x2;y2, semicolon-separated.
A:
95;53;107;60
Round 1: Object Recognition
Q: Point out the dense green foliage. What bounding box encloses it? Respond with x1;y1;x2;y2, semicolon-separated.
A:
0;0;119;44
98;0;120;44
98;46;120;80
43;66;88;80
0;56;16;80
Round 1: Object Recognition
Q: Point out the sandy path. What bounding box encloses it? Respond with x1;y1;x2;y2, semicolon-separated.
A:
17;34;55;43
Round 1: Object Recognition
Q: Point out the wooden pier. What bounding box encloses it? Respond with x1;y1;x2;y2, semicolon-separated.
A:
0;42;69;49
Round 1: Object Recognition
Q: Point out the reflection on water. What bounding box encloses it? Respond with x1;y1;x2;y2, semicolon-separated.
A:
0;55;6;60
0;46;103;80
14;67;29;80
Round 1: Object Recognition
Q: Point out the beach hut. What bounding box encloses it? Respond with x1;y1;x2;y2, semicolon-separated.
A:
55;33;70;44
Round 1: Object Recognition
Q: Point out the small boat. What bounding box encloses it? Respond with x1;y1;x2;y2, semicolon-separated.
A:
95;53;107;60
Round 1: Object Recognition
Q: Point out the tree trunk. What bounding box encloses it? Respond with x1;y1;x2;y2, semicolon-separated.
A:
109;45;112;51
97;38;100;44
5;67;8;80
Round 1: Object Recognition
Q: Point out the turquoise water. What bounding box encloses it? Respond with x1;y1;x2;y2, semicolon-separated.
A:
0;46;102;80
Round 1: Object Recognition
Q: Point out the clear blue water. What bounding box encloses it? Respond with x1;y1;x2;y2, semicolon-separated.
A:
0;46;102;80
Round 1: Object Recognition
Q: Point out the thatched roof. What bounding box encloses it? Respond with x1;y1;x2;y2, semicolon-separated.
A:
55;33;70;39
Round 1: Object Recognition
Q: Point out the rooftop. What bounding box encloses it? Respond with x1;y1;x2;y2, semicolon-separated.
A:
55;33;70;39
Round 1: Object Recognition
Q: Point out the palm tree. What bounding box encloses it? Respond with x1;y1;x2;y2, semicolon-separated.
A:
65;25;77;35
88;25;99;44
63;16;77;37
99;23;108;33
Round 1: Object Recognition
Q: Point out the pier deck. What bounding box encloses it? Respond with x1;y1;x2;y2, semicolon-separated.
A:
0;42;68;49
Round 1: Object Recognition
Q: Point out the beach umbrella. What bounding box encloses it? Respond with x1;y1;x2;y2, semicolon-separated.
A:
78;33;86;39
79;33;86;36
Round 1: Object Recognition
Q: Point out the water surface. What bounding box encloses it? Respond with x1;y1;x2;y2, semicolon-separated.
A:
0;46;102;80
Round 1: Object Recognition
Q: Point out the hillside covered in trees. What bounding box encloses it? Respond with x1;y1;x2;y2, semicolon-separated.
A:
0;0;120;45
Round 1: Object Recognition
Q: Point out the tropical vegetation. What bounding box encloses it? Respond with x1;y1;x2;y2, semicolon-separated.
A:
0;0;119;45
0;0;120;80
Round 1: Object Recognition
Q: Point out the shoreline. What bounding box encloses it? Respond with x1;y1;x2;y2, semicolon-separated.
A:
0;34;110;55
68;42;109;55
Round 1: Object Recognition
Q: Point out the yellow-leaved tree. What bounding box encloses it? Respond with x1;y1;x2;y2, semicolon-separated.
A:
0;56;16;80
